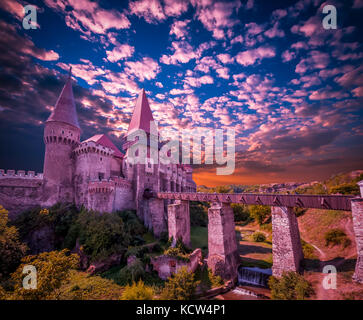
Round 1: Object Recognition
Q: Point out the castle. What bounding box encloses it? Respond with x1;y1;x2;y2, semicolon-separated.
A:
0;72;196;235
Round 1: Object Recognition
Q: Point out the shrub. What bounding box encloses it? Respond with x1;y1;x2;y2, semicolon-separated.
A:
252;232;266;242
11;249;79;300
118;258;145;285
268;271;314;300
121;280;154;300
53;270;122;300
161;266;200;300
324;229;351;248
208;269;224;288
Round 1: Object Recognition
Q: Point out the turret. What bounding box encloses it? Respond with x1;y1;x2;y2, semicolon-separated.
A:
124;89;160;225
42;68;81;205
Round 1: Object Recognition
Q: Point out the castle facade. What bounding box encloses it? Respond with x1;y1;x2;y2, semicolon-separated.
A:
0;74;196;235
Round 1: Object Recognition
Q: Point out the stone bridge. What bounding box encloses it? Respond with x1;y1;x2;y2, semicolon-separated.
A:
150;185;363;283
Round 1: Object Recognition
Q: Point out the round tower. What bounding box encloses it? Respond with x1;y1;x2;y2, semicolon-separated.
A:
42;70;81;206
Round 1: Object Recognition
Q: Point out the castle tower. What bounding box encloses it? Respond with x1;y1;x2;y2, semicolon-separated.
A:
42;69;81;206
124;89;161;227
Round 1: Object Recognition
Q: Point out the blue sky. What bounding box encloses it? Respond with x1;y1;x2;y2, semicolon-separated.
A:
0;0;362;186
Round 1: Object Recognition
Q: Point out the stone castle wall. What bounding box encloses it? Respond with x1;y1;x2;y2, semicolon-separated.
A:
0;170;44;218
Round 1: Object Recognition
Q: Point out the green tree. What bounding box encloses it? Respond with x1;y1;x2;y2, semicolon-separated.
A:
268;271;314;300
11;249;79;300
161;266;200;300
249;205;271;225
231;203;250;222
252;232;266;242
121;280;154;300
0;205;28;280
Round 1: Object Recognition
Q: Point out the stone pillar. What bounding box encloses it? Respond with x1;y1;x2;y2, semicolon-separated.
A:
148;198;166;238
271;206;303;277
207;202;239;281
352;198;363;283
168;200;191;247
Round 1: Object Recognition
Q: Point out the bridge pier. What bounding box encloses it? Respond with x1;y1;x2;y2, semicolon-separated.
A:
167;200;191;247
271;206;303;277
148;198;166;238
352;198;363;283
207;202;239;281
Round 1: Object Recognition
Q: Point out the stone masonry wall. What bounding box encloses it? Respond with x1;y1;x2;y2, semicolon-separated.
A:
151;248;202;280
271;206;303;277
207;202;239;280
168;200;191;247
351;198;363;283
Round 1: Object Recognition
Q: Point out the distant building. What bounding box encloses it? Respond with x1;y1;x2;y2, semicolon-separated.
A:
0;73;196;235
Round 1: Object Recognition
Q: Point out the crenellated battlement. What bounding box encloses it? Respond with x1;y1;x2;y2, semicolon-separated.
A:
88;180;115;193
0;169;43;179
111;176;132;189
73;141;114;157
44;134;79;147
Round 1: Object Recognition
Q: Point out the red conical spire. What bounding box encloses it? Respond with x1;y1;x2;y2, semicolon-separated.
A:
127;89;155;134
46;68;80;129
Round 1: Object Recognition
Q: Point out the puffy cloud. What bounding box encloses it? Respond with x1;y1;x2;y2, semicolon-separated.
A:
160;41;197;65
264;22;285;38
295;51;330;74
236;46;276;66
0;21;59;62
183;75;214;87
106;44;135;63
169;19;190;39
129;0;189;23
309;87;349;100
191;0;241;39
124;57;161;81
0;0;24;20
217;53;234;64
57;60;105;85
45;0;130;37
281;50;296;62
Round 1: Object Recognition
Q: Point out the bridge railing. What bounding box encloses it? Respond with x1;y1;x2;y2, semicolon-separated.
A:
156;192;355;211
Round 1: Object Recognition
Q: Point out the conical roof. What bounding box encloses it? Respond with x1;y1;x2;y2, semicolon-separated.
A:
83;134;124;158
46;72;80;129
127;89;155;134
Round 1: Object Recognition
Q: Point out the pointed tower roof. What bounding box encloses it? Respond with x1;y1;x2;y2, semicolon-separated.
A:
127;89;155;134
83;134;124;158
46;68;80;129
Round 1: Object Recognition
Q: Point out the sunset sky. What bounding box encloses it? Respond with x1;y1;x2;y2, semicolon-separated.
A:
0;0;362;186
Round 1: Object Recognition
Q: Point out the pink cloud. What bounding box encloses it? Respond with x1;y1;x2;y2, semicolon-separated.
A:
106;44;134;63
0;0;24;20
160;41;197;65
281;50;296;62
45;0;130;37
57;60;105;85
183;75;214;87
170;19;190;39
217;53;234;64
191;0;241;39
236;46;276;66
309;87;349;100
264;22;285;38
124;57;161;81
